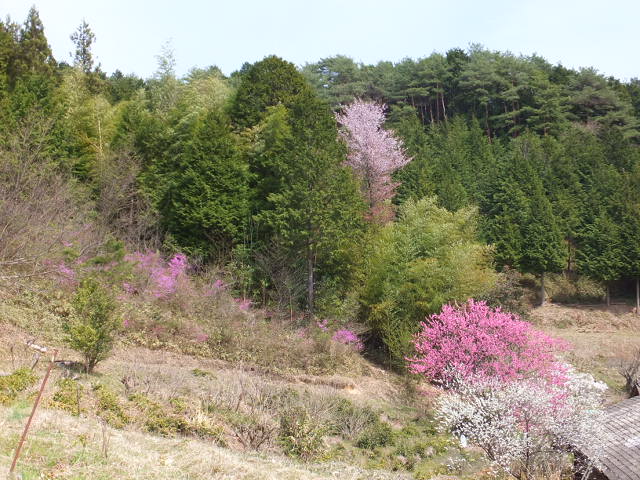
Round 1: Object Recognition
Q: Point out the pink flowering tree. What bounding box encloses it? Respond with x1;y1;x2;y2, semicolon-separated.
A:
407;300;567;386
336;100;411;223
410;300;608;479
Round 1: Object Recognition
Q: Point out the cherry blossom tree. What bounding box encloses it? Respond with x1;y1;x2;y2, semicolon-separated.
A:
336;100;411;223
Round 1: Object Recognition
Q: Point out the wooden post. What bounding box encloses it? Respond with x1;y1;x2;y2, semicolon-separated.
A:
9;348;57;477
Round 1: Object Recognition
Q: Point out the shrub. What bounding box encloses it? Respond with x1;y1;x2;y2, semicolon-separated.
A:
129;393;188;436
355;420;395;449
0;368;38;405
332;329;364;351
278;406;327;460
50;378;83;415
227;411;277;450
331;398;377;439
478;266;530;316
94;384;129;428
64;278;119;373
408;300;567;385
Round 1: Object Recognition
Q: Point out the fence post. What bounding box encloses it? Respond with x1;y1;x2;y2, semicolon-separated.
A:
9;347;57;477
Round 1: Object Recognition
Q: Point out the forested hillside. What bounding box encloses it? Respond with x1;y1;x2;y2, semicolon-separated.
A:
1;7;640;480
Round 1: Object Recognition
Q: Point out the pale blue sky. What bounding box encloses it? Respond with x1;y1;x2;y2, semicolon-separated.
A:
4;0;639;80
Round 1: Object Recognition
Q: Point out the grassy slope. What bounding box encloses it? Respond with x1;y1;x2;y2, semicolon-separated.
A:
0;290;472;480
3;283;638;479
531;303;640;402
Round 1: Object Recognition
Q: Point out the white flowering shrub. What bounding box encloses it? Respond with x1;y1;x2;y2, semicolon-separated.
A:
436;367;608;480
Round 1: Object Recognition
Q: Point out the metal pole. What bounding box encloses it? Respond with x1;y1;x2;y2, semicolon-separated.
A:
9;348;57;476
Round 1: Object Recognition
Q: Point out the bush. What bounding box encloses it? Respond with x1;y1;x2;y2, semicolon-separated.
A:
94;384;129;428
278;406;327;460
478;266;530;316
64;278;119;373
546;273;605;304
331;398;377;439
355;420;395;450
50;378;83;415
129;393;189;436
0;368;38;405
436;370;608;479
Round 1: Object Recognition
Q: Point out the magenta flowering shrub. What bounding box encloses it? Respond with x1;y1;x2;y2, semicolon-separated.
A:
332;329;364;351
408;300;567;386
234;297;252;311
55;262;77;286
125;251;189;299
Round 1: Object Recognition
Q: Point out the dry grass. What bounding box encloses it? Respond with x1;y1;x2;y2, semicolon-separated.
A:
531;303;640;402
0;405;411;479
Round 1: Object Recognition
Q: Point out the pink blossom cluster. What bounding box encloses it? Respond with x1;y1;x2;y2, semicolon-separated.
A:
56;262;77;286
234;298;252;311
408;300;567;386
125;251;189;298
336;100;411;223
332;329;364;351
316;319;329;331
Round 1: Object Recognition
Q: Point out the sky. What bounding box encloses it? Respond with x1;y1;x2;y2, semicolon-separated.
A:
4;0;639;81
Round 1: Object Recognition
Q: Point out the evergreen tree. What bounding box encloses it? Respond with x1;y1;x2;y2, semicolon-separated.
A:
253;90;365;312
233;56;365;312
14;7;55;80
152;109;249;258
70;20;95;74
229;55;309;130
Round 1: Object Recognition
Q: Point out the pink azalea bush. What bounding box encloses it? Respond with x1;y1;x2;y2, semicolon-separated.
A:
125;251;189;299
332;329;364;351
408;300;567;386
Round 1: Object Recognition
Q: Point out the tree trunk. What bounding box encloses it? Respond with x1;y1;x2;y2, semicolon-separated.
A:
307;242;314;315
540;272;546;306
484;103;492;141
636;277;639;316
441;92;447;122
606;283;610;307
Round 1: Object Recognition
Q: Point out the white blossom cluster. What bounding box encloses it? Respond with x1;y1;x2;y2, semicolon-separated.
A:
436;367;609;480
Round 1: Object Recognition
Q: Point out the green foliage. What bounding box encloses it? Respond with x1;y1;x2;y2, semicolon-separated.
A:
234;57;366;311
94;384;129;428
64;278;119;373
483;134;566;276
0;368;38;405
50;378;83;415
361;198;496;365
355;421;395;449
278;406;327;459
129;393;189;436
230;55;310;129
149;108;249;258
